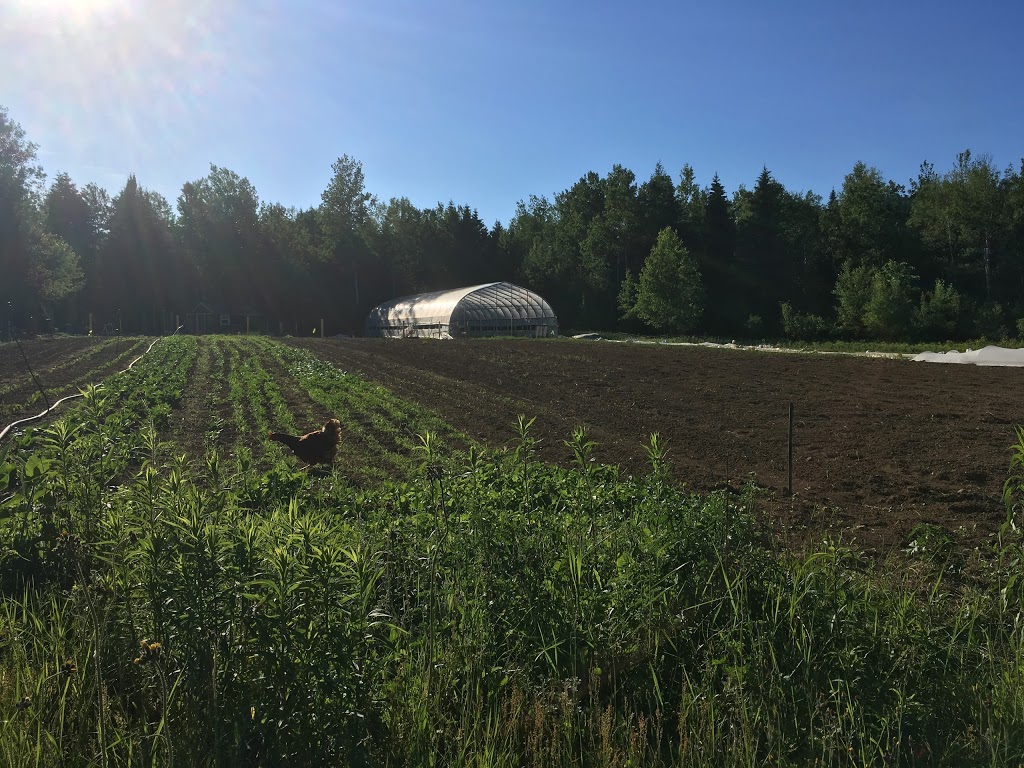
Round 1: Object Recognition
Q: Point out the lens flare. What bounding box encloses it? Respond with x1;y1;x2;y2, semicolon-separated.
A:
9;0;129;25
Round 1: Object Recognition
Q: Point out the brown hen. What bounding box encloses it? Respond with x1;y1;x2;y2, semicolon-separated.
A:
268;419;341;467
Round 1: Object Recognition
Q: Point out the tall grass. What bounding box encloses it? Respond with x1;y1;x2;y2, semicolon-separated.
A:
1;351;1024;764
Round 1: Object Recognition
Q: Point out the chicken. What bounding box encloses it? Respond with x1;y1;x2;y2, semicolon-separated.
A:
268;418;342;468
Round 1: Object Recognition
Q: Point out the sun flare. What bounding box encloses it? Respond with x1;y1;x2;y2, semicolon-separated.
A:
10;0;129;26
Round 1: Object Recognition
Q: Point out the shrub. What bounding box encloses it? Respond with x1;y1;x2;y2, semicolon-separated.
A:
862;260;918;341
780;302;832;341
972;300;1007;339
833;260;874;336
915;279;962;340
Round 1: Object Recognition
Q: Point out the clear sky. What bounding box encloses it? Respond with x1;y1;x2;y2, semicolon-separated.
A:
2;0;1022;227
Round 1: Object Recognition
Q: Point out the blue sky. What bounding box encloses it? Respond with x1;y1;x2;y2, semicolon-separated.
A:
2;0;1021;226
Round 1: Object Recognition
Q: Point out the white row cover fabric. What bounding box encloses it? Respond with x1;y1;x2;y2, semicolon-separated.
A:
365;282;559;339
913;345;1024;367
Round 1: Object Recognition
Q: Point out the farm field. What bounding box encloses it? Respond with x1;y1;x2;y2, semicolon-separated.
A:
3;334;1024;766
161;335;474;483
4;334;1020;550
0;336;471;481
0;336;147;421
287;337;1024;551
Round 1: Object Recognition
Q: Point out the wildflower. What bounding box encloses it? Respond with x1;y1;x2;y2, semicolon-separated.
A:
134;639;163;665
250;706;256;720
17;696;31;711
61;659;77;677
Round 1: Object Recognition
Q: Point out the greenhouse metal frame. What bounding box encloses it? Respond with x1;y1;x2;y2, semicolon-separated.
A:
365;282;559;339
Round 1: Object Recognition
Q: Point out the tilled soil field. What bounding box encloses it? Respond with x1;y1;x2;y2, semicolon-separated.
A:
0;336;148;420
289;337;1023;551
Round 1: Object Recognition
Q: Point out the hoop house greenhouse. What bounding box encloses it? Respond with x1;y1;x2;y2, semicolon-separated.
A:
365;282;559;339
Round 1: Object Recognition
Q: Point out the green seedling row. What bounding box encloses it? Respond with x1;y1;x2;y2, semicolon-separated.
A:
269;346;440;475
265;340;476;465
203;338;404;480
220;339;298;461
191;333;227;451
220;337;426;477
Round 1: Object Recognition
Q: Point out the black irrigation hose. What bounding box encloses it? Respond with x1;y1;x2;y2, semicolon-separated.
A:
0;326;184;444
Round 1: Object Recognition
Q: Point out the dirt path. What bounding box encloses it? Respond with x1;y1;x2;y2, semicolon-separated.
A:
287;338;1024;552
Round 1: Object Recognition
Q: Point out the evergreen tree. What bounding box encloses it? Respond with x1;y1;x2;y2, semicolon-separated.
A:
545;171;607;330
699;174;737;333
734;167;789;332
638;162;681;259
626;227;703;333
98;176;182;332
675;164;704;252
44;174;95;265
44;173;101;326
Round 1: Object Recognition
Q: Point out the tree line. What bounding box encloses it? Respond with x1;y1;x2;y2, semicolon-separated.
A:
2;105;1023;340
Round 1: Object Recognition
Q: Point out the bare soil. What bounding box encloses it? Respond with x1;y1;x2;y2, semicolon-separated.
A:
0;337;147;421
288;338;1024;552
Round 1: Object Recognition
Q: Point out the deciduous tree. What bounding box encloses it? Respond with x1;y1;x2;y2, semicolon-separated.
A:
0;106;45;316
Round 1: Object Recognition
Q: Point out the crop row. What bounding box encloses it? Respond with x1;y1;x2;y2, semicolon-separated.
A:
0;339;149;419
0;338;117;398
182;337;476;482
261;339;477;471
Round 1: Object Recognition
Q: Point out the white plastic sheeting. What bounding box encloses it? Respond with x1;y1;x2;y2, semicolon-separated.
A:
913;345;1024;367
365;282;559;339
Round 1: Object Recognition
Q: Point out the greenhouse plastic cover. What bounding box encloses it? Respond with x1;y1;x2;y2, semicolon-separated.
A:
365;282;558;337
913;346;1024;367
